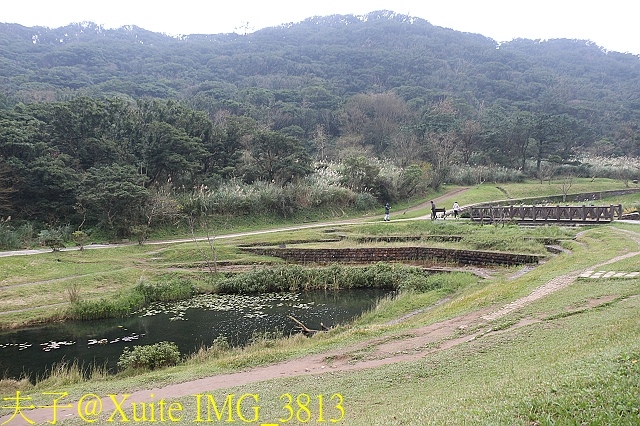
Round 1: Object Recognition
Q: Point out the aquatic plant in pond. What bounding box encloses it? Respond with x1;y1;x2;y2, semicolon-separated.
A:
0;288;389;381
136;292;306;321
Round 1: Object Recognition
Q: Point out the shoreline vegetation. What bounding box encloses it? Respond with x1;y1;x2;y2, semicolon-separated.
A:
64;263;447;322
0;267;479;385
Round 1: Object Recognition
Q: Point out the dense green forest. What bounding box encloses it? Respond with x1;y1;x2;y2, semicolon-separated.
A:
1;11;639;244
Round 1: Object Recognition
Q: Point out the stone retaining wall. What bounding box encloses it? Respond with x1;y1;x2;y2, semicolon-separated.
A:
353;235;463;243
240;246;541;266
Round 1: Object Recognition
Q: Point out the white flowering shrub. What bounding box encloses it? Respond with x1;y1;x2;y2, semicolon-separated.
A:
178;159;430;218
447;165;525;185
179;169;361;218
578;156;640;182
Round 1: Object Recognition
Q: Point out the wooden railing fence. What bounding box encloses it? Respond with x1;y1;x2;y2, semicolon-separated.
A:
470;205;623;224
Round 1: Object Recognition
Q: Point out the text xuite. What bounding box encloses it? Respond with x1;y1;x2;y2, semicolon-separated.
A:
2;391;345;424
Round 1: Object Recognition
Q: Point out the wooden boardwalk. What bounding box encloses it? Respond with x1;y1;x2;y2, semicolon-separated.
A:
470;204;623;225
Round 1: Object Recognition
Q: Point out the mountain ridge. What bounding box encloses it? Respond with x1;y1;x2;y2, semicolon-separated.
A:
1;11;639;144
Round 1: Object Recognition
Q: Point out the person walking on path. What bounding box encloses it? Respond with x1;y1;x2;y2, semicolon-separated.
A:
384;202;391;221
430;200;437;220
453;201;460;219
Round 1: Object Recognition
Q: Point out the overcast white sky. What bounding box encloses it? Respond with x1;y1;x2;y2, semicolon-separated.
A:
2;0;638;54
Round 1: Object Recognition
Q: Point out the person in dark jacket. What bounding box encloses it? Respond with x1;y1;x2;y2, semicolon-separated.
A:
430;200;436;220
384;202;390;221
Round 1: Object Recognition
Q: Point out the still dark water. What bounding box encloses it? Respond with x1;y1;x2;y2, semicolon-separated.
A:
0;289;391;380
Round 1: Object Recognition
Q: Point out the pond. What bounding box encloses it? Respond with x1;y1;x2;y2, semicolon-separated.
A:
0;288;392;381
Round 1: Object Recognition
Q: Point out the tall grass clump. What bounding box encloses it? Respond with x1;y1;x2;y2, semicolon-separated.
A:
66;283;81;304
187;335;232;363
0;377;33;395
578;155;640;183
448;165;525;185
179;177;367;219
134;278;196;303
66;278;197;320
211;263;451;293
34;360;109;388
178;161;403;221
66;291;145;320
0;220;35;250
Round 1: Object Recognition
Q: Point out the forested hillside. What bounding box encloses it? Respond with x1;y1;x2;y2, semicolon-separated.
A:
0;11;639;243
2;11;639;134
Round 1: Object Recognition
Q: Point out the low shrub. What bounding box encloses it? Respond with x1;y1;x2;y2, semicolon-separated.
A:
38;225;72;251
117;341;181;371
71;230;90;250
354;192;377;210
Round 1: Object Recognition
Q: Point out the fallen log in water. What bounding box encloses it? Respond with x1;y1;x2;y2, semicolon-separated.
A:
288;315;330;336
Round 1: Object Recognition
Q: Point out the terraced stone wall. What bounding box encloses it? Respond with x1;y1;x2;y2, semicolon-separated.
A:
241;247;540;266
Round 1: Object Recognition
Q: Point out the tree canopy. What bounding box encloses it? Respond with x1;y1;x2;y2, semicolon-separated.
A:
0;11;639;239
